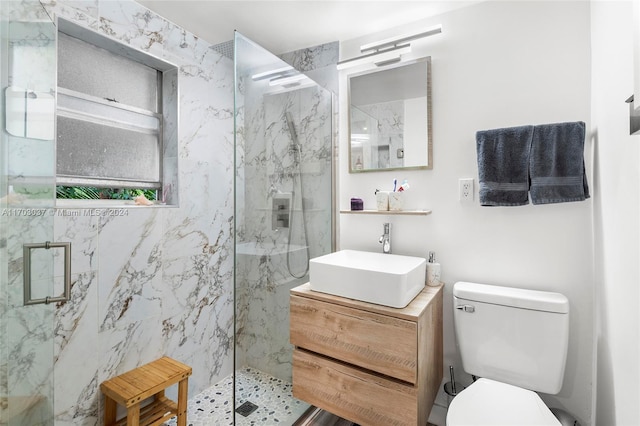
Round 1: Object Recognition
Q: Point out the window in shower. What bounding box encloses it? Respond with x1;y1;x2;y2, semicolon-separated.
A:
54;19;178;204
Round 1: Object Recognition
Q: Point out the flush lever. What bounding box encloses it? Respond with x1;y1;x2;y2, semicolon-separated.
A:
456;304;475;313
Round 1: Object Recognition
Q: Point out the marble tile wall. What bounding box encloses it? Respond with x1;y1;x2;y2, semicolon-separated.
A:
2;1;234;424
279;41;339;94
234;42;336;380
2;2;337;424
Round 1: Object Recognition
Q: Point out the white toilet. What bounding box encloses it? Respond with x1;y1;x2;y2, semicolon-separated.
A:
446;281;570;426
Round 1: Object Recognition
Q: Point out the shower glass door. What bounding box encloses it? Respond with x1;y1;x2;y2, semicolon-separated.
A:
1;1;57;425
234;32;333;424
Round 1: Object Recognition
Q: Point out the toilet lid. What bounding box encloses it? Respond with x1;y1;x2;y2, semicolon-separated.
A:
446;378;561;426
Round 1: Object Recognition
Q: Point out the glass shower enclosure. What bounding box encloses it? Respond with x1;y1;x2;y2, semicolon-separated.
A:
1;1;58;425
233;32;333;424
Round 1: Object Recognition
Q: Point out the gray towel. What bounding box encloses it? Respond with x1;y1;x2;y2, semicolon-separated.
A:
530;121;590;204
476;125;534;206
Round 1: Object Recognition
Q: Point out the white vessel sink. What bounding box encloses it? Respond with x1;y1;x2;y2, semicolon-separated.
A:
309;250;427;308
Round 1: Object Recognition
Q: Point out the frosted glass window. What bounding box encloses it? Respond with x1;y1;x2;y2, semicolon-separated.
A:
58;32;159;112
55;18;178;198
57;116;160;187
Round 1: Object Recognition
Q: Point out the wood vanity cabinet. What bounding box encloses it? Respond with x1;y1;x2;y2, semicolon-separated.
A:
290;283;443;426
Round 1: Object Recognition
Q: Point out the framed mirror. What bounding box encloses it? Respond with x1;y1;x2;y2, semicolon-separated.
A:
348;57;432;172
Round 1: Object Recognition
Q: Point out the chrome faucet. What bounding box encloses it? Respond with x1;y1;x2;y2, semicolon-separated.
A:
379;222;391;254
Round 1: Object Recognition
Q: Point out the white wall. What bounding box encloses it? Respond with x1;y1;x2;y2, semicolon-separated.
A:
339;2;594;424
590;2;640;425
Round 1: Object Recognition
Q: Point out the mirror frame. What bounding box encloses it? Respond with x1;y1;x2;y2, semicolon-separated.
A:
347;56;432;173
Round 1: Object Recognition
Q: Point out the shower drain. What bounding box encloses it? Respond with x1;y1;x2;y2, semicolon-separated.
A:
235;401;259;417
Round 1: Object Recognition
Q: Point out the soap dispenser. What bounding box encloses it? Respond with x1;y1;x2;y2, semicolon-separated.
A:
427;251;441;287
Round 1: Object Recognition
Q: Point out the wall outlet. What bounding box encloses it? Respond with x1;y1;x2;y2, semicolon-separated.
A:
459;178;474;203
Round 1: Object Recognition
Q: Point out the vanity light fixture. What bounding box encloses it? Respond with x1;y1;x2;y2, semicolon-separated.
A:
336;44;411;70
359;24;442;53
252;66;313;90
268;73;309;87
251;66;295;81
337;24;442;70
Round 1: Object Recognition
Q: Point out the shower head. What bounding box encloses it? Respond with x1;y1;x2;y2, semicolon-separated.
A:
285;112;298;139
285;112;301;155
211;40;234;60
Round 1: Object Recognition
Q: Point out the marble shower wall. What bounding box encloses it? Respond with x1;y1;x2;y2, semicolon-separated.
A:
279;41;339;95
235;42;336;380
2;0;234;424
2;2;337;424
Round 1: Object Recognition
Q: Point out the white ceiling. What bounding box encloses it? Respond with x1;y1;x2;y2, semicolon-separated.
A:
138;0;479;54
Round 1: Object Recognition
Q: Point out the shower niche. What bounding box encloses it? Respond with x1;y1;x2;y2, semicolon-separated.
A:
55;18;179;204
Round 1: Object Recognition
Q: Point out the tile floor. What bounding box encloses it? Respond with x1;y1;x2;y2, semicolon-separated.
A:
165;367;309;425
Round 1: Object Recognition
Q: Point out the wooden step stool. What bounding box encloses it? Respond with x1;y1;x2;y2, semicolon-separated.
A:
100;357;192;426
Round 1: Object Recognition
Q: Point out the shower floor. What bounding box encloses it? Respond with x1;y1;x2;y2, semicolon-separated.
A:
164;366;309;425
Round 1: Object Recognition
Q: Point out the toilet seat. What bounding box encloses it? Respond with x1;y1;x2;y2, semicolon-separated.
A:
446;378;561;426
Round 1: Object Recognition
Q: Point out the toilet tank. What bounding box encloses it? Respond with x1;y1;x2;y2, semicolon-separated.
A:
453;281;569;394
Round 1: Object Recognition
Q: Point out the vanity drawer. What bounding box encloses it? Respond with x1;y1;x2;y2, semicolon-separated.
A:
290;295;418;383
293;349;418;426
